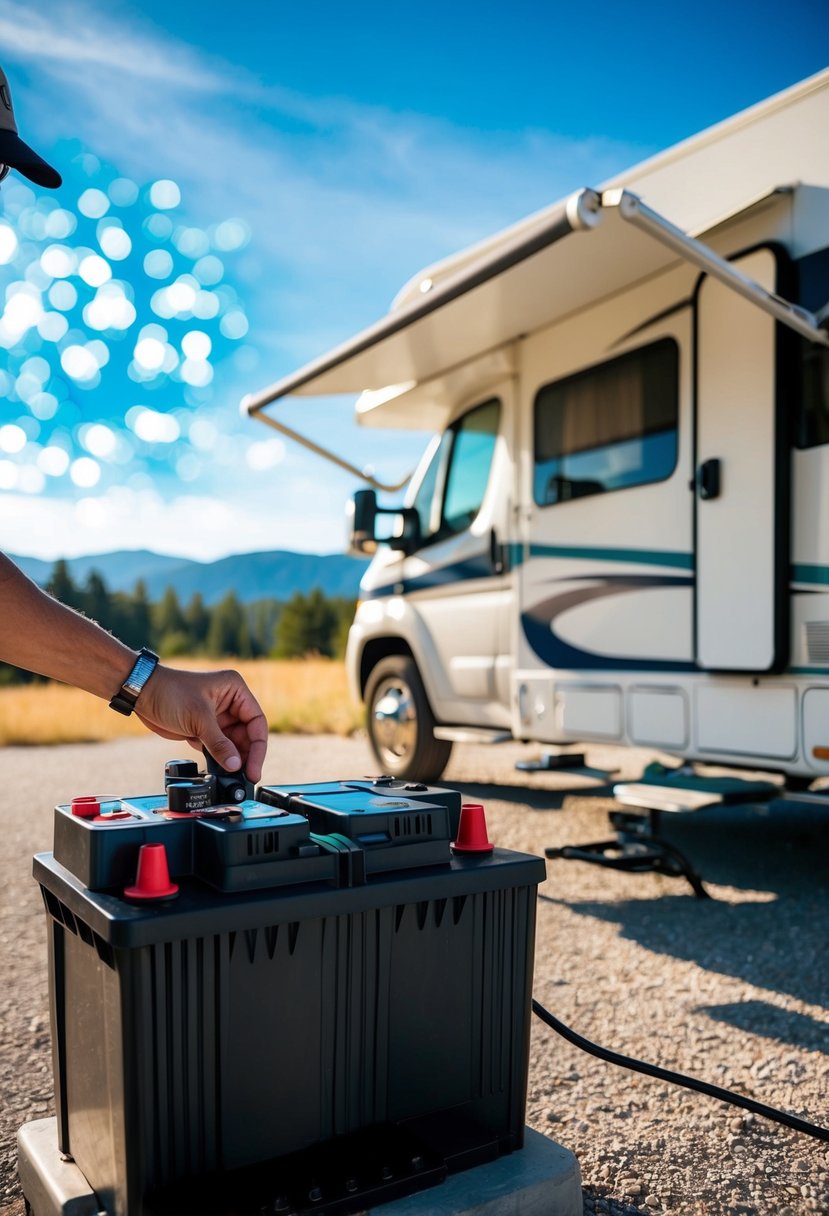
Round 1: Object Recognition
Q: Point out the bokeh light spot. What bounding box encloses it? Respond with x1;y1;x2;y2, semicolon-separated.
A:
144;249;173;279
220;310;249;339
144;213;174;241
79;254;112;288
180;359;213;387
44;210;77;239
70;456;101;487
48;280;77;311
78;188;110;219
61;345;100;382
108;178;139;207
212;218;250;251
192;290;219;319
84;282;136;332
174;227;209;258
194;254;224;286
41;245;77;278
0;423;27;453
133;336;166;371
30;392;59;421
128;407;181;443
149;180;181;210
0;224;18;264
181;330;211;360
38;312;70;342
81;423;117;458
38;446;70;476
98;225;132;261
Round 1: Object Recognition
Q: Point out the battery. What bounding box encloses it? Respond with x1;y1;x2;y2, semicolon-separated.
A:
32;775;546;1216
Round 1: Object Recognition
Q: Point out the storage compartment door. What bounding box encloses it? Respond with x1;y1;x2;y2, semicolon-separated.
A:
695;249;788;671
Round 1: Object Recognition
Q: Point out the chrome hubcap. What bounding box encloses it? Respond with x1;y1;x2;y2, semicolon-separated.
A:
372;677;417;765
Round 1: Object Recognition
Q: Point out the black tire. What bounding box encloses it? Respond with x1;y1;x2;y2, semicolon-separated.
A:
364;655;452;782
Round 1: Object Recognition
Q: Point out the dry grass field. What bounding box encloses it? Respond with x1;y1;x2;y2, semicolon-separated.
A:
0;658;363;746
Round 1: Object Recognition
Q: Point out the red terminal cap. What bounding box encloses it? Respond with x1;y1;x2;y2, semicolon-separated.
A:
71;796;100;819
123;843;179;901
451;803;494;854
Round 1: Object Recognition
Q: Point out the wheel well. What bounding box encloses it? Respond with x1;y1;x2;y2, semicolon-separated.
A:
359;637;414;697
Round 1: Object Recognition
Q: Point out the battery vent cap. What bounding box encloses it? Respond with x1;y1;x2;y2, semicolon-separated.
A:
123;843;179;901
451;803;494;854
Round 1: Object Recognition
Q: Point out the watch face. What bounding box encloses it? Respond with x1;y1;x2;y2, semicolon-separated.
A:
124;652;158;698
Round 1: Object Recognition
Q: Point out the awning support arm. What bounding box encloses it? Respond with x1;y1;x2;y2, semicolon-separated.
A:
247;408;413;494
605;189;829;347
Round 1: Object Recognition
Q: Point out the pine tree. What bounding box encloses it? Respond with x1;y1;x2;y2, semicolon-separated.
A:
184;592;211;652
206;592;251;657
46;559;83;610
273;589;338;658
83;570;112;629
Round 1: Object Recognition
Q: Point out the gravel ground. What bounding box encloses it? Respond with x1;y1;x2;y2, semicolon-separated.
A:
1;733;827;1216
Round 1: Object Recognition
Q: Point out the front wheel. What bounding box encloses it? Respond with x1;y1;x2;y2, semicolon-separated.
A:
364;656;452;782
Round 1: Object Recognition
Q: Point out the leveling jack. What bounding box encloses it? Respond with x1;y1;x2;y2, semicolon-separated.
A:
546;807;710;899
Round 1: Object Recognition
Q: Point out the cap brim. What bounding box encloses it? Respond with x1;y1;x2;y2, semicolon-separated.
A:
0;129;61;189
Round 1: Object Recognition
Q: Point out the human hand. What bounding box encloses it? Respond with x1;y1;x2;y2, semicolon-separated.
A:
135;665;268;783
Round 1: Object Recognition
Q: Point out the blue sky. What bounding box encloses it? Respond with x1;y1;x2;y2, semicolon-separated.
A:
0;0;827;561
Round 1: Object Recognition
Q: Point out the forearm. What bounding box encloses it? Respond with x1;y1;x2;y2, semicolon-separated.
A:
0;552;136;700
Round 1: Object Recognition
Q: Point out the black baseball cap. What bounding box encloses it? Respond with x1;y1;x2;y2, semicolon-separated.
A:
0;65;61;189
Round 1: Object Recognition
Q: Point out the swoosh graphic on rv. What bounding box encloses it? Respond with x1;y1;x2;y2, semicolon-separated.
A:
362;545;692;599
522;575;697;673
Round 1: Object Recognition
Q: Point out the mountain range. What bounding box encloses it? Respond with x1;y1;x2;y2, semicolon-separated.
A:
8;549;371;605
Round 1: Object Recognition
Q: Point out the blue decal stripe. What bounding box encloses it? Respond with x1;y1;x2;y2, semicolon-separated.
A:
362;551;495;600
527;543;693;570
792;564;829;587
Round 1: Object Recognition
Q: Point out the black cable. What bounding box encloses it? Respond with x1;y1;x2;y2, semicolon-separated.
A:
532;998;829;1143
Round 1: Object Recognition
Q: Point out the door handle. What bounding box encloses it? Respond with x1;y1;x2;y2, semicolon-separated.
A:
489;528;506;575
696;458;721;501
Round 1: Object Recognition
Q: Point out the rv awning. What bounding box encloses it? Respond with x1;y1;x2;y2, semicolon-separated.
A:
242;188;606;414
243;187;827;463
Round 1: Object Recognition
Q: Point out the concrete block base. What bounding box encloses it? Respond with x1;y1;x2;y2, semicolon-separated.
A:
18;1119;582;1216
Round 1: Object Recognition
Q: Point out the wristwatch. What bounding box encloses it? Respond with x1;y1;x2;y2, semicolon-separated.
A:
109;648;159;716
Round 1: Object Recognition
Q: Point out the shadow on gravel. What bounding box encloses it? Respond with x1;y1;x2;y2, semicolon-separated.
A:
700;1000;829;1051
448;775;618;810
542;889;829;1040
581;1189;648;1215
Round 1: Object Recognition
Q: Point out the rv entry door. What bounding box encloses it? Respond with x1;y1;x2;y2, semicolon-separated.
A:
403;391;513;724
695;247;789;672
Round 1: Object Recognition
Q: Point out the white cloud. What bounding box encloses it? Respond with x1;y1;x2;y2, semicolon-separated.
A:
0;482;357;561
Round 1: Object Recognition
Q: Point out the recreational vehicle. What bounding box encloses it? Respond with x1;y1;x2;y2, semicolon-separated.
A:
245;70;829;784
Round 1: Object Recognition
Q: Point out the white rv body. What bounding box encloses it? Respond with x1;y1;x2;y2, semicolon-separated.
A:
245;71;829;782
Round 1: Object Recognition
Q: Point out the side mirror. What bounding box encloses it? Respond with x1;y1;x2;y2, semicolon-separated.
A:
388;507;421;555
347;489;378;555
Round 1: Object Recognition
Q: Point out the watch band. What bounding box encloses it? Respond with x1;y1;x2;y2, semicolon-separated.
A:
109;648;159;716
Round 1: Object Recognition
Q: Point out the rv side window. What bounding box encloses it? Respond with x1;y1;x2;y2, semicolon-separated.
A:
798;343;829;448
411;398;501;548
533;339;679;506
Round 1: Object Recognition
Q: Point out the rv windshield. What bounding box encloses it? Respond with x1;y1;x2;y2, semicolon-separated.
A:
409;397;501;548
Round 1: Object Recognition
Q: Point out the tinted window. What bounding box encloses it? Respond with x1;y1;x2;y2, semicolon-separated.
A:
798;343;829;448
793;247;829;449
533;339;679;506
